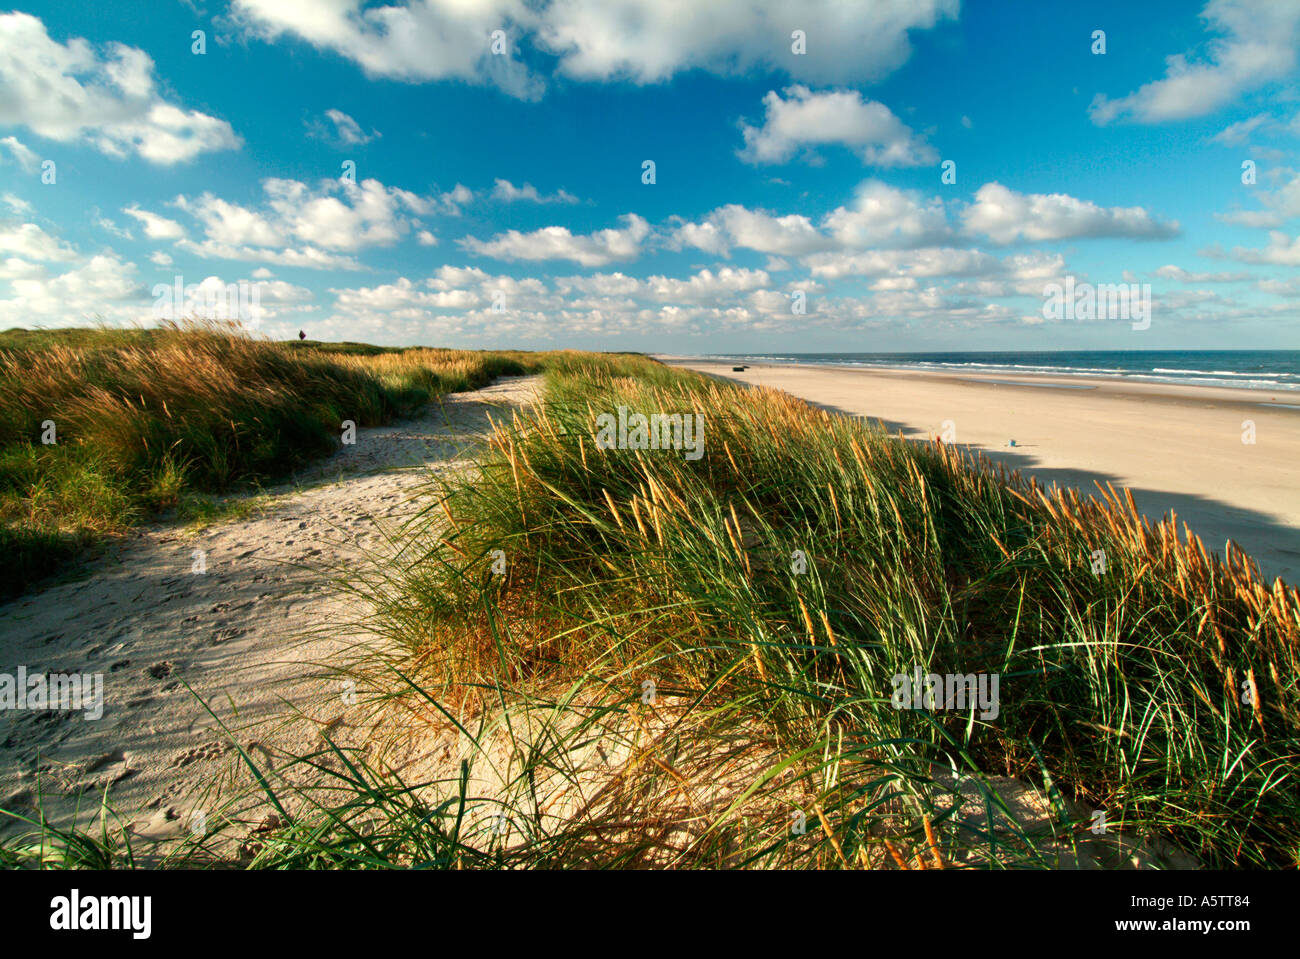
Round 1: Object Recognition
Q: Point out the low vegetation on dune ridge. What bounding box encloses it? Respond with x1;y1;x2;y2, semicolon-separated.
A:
0;323;548;598
317;356;1298;869
5;353;1297;870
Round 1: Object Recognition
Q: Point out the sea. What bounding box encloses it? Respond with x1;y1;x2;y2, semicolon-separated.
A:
699;350;1300;394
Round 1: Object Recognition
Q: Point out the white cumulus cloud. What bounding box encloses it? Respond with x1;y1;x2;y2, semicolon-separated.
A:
961;183;1179;244
1090;0;1300;124
231;0;957;95
739;87;937;167
459;213;650;266
0;13;240;164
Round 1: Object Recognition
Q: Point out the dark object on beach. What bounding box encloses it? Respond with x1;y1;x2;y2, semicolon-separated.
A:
1009;439;1017;447
299;330;306;341
733;366;746;372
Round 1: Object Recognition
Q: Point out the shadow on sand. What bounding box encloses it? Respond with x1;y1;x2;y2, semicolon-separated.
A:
703;371;1299;585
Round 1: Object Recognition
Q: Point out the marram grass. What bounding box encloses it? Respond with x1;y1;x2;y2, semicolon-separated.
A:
330;357;1299;868
5;352;1297;869
0;322;545;597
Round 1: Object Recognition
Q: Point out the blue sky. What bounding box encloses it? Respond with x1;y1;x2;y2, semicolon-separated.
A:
1;0;1298;352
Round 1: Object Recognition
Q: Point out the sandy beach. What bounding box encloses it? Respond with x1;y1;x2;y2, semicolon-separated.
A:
663;358;1300;585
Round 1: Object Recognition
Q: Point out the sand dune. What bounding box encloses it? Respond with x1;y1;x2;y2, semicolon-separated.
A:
0;376;539;847
0;368;1229;868
666;359;1300;585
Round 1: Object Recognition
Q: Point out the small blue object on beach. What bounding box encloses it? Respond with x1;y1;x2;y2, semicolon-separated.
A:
1009;439;1017;447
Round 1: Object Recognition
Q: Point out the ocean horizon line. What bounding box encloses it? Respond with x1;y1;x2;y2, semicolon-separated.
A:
664;349;1300;393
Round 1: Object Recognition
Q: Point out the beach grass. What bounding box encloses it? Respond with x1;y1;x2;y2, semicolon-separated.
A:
0;322;544;598
304;354;1297;868
5;350;1297;870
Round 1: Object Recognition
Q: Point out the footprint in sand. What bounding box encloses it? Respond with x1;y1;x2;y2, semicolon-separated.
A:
170;741;231;769
145;662;174;680
0;377;539;840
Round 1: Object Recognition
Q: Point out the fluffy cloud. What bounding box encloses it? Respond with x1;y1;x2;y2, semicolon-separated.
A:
459;213;650;266
439;183;474;215
0;252;143;324
554;267;773;304
151;170;1189;338
822;181;949;248
175;194;284;248
1090;0;1300;124
807;285;1024;328
672;205;825;257
961;183;1179;244
0;257;43;281
0;223;79;262
806;247;998;280
804;249;1068;293
674;182;950;257
231;0;542;99
316;263;813;343
0;13;240;164
242;277;315;323
262;178;432;250
313;242;1067;343
311;266;577;343
739;87;937;167
176;240;363;272
643;267;771;303
533;0;959;85
149;274;315;328
123;205;185;240
231;0;957;95
170;177;437;269
673;181;1166;262
1215;231;1300;265
332;276;481;313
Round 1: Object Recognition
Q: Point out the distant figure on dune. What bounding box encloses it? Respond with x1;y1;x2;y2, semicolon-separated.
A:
299;330;306;340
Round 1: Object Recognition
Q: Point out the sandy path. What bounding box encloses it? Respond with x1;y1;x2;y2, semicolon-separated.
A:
0;376;539;845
